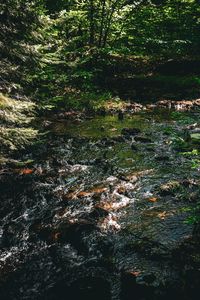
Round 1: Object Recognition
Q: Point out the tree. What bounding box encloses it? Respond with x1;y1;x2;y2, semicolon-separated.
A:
0;0;43;94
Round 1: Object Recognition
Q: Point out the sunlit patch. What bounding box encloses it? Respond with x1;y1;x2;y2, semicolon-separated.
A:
105;176;118;183
98;193;132;212
98;213;121;231
58;164;89;174
62;186;108;200
143;191;154;198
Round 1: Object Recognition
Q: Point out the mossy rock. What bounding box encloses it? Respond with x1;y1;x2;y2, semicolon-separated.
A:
159;180;181;195
190;133;200;144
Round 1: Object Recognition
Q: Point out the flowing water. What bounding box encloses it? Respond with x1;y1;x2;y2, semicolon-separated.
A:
0;109;200;300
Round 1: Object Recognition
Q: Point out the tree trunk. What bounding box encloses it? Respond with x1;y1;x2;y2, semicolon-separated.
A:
89;0;95;45
98;0;106;47
102;5;116;47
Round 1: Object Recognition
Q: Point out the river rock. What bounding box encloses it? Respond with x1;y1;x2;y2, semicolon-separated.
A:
134;136;152;143
112;136;126;142
97;108;106;116
101;137;115;146
120;270;155;300
131;143;138;151
136;273;156;285
56;220;98;253
89;206;109;220
121;128;141;136
118;110;124;120
126;175;138;183
159;181;180;196
155;155;170;161
118;173;138;183
190;133;200;144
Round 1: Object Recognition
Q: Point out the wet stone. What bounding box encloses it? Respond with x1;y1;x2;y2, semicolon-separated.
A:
49;277;111;300
134;136;152;143
131;143;138;151
97;108;106;116
101;137;115;146
119;173;138;183
155;155;170;161
112;136;126;142
145;145;155;152
121;128;141;136
190;133;200;144
120;270;155;300
159;181;181;196
89;206;109;220
57;221;97;241
136;273;156;285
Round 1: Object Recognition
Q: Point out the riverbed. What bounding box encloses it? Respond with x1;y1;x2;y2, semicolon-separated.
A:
0;108;200;300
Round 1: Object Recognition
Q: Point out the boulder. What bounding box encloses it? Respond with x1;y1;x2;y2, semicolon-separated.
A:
190;133;200;144
159;181;180;196
155;155;170;161
134;136;152;143
131;143;138;151
121;128;141;136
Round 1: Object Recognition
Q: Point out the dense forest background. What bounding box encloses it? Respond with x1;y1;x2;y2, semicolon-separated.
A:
1;0;200;108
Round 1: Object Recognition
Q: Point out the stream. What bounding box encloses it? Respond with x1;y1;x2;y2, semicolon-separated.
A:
0;108;200;300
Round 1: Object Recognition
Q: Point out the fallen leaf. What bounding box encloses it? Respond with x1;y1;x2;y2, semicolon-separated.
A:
148;197;158;202
77;191;91;198
158;211;167;220
129;271;141;277
90;187;108;194
20;168;34;175
117;186;126;194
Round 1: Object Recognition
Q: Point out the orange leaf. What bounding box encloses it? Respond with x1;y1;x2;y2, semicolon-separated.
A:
91;187;108;194
77;191;91;198
129;271;141;277
127;270;141;277
158;211;167;220
148;197;158;202
20;168;34;175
